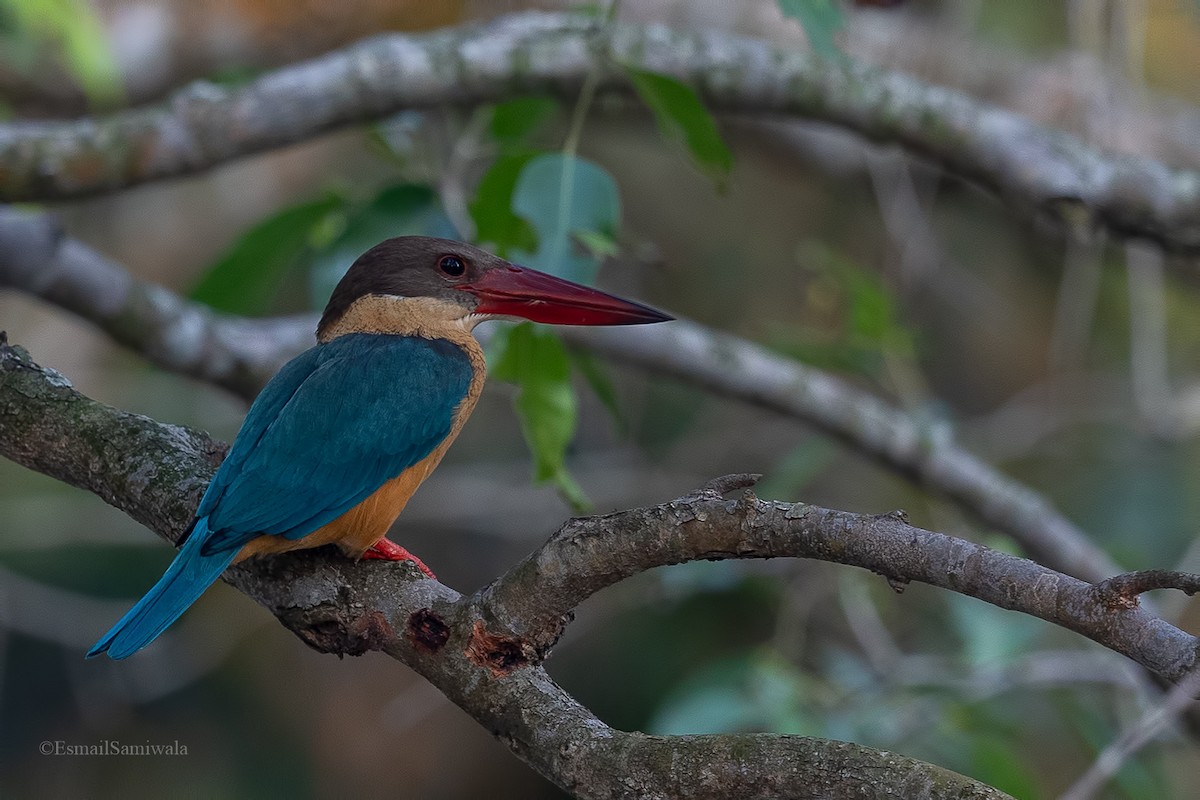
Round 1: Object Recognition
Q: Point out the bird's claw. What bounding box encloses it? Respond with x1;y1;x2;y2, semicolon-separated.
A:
362;538;436;579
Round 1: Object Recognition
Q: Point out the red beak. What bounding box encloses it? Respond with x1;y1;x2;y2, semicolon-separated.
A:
458;265;672;326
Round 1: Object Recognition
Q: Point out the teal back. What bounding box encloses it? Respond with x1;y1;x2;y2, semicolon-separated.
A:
196;332;474;553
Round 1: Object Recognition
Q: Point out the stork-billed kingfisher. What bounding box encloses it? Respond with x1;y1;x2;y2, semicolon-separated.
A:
88;236;670;659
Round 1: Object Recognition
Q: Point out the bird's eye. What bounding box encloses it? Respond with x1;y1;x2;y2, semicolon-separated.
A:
438;255;466;277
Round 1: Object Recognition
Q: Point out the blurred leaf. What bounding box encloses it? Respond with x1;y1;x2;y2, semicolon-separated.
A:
570;348;625;432
657;561;746;596
192;194;346;316
945;593;1040;666
4;0;122;106
469;151;539;255
651;684;760;735
204;65;261;88
368;111;447;173
757;437;838;499
490;322;590;510
511;153;620;284
572;229;621;259
773;242;916;380
1066;698;1168;800
844;264;893;342
308;184;457;307
966;736;1039;800
568;3;609;17
636;380;706;454
1;545;172;598
777;0;845;59
649;650;817;736
490;97;558;142
626;68;733;186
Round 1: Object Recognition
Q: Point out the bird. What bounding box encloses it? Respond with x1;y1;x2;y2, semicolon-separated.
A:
88;236;671;659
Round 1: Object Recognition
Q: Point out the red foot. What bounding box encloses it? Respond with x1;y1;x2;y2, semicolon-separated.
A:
362;538;436;579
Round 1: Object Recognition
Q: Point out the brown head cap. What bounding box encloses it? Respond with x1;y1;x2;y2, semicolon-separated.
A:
316;236;508;338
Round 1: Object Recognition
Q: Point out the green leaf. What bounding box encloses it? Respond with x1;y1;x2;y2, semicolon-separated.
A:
307;184;457;307
5;0;122;106
490;322;591;510
773;242;916;380
756;437;837;499
626;68;733;185
567;2;608;16
965;736;1039;800
191;194;346;316
510;153;621;284
649;650;816;736
367;110;439;169
572;229;620;259
570;348;625;433
777;0;845;60
490;97;558;142
946;593;1040;666
469;152;540;255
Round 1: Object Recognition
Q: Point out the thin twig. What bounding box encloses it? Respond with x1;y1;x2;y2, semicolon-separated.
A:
1092;570;1200;609
1059;667;1200;800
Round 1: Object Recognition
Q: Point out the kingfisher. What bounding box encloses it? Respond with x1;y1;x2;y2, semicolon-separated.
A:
88;236;670;659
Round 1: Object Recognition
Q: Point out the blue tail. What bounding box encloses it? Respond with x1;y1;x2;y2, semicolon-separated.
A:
87;518;238;660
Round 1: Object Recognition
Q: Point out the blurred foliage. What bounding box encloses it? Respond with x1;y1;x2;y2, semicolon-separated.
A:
489;322;589;510
756;436;839;500
509;153;620;284
190;194;346;316
306;184;456;307
777;0;845;59
470;151;541;255
770;241;918;384
0;0;121;106
192;185;456;315
626;68;733;187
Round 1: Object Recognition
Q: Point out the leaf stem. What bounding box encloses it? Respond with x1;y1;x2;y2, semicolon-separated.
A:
552;0;619;269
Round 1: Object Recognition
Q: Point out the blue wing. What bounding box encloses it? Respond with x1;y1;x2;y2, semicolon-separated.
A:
198;332;474;552
88;332;474;659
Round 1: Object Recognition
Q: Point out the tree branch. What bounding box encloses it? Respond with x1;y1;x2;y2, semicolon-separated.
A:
4;332;1200;794
1;12;1198;255
0;207;1123;584
1093;570;1200;609
0;210;315;399
472;495;1198;683
844;13;1200;170
1;333;1031;799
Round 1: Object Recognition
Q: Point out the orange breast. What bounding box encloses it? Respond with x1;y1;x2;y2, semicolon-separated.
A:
233;435;455;562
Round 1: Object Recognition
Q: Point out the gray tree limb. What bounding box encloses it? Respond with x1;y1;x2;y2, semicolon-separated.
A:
1;333;1026;800
0;209;313;399
1;12;1198;255
0;207;1124;584
844;13;1200;170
